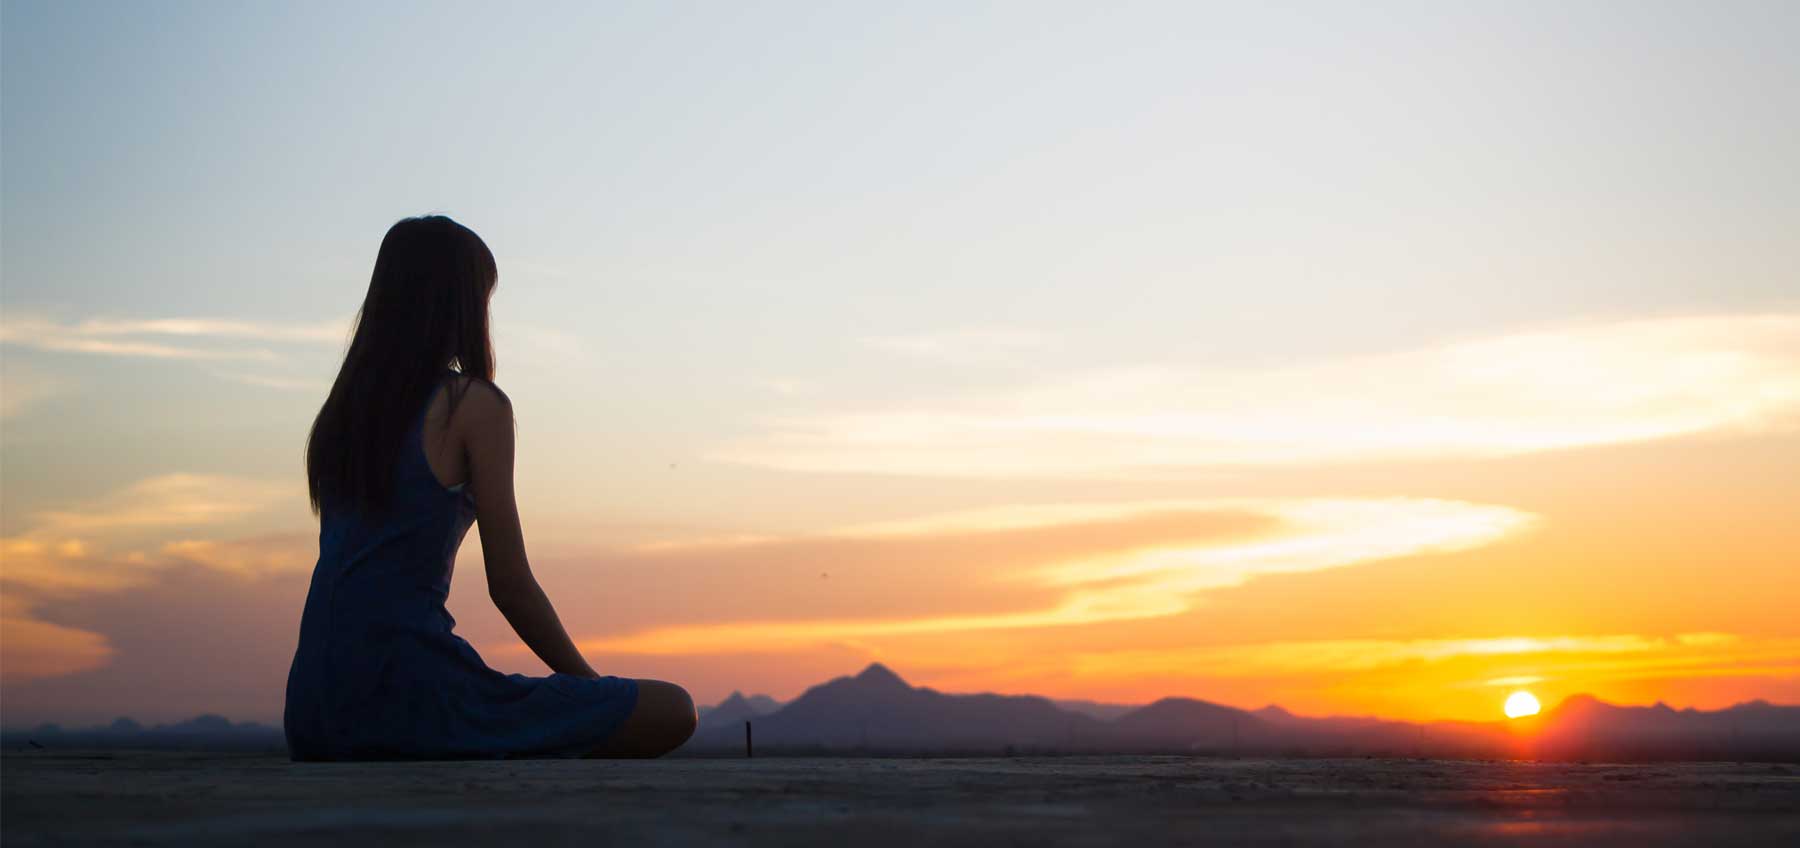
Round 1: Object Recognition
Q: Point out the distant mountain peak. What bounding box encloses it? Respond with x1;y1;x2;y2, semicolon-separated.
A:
855;663;910;689
744;694;783;714
697;691;785;725
697;690;782;731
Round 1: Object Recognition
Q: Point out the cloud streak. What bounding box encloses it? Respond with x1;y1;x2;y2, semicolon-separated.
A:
0;595;114;681
0;315;346;361
717;314;1800;477
28;474;292;535
0;474;308;683
205;370;329;391
573;497;1534;656
1068;633;1749;677
58;318;345;343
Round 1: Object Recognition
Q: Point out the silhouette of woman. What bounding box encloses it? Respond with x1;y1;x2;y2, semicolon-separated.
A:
284;215;695;760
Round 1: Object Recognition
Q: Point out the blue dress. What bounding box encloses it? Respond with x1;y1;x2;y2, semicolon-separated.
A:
284;378;638;760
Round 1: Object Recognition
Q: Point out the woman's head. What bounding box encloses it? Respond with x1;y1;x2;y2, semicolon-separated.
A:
360;215;499;379
306;215;498;515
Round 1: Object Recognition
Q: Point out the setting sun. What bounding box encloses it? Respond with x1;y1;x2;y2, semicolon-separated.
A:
1504;691;1542;719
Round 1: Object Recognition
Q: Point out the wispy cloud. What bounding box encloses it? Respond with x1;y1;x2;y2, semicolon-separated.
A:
0;474;309;683
0;315;346;361
1480;675;1549;688
59;318;345;343
575;497;1534;655
28;474;292;535
0;473;300;600
719;314;1800;477
206;370;328;391
1069;634;1745;677
0;594;114;681
0;531;313;683
159;535;316;576
1056;633;1800;704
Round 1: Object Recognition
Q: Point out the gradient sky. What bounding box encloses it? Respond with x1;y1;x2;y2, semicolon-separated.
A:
3;1;1797;726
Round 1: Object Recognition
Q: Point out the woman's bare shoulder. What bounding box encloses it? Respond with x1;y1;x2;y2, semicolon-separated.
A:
449;374;513;432
454;374;511;407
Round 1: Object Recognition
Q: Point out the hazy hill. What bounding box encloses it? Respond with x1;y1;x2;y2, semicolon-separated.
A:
1512;695;1800;761
1;714;283;751
1053;699;1143;722
696;691;784;733
1108;697;1262;751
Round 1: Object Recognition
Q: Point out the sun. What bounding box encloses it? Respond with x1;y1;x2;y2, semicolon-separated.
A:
1504;691;1541;718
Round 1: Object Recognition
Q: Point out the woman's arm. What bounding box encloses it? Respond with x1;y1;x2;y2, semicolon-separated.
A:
462;382;599;678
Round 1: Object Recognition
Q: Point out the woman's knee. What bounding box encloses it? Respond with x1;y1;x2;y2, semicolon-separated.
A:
638;679;697;740
588;679;695;758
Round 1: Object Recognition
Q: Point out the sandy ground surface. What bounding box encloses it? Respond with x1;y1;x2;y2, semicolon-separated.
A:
4;751;1798;846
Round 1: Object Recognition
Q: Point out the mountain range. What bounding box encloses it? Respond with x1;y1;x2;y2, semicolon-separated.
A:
8;664;1797;761
681;663;1800;762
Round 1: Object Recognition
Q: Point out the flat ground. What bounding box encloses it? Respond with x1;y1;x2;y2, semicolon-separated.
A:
4;751;1797;846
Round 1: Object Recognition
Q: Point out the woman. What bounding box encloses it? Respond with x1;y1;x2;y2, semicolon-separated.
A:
284;215;695;760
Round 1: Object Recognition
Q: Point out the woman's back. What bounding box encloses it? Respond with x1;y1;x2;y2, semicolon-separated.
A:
309;373;476;620
284;374;638;760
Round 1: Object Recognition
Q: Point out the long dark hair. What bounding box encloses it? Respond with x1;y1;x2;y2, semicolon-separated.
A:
307;215;498;515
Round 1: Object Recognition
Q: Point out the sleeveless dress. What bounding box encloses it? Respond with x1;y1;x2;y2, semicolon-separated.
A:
284;376;638;760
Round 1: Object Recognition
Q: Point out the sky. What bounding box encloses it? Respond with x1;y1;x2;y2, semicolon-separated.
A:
2;0;1797;726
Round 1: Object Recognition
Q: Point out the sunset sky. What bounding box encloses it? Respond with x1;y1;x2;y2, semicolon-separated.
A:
3;1;1796;726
